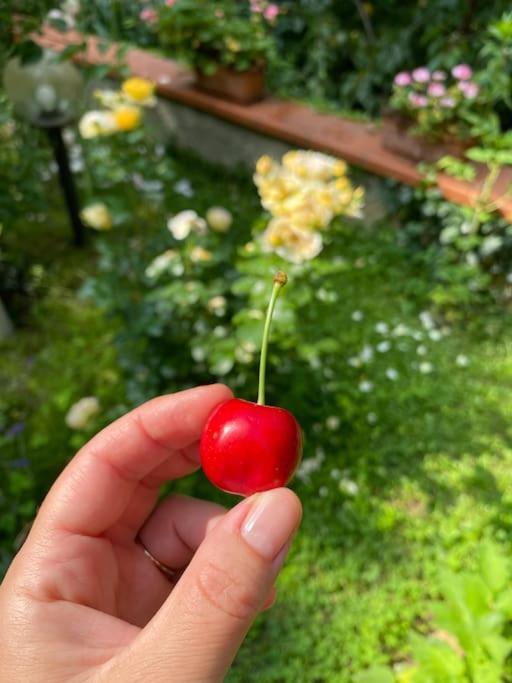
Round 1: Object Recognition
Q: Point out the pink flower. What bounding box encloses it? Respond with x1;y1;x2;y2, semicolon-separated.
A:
412;67;431;83
140;7;158;23
452;64;473;80
394;72;412;87
427;82;446;97
264;3;280;20
440;96;456;108
458;81;479;99
408;92;428;108
165;0;175;6
432;70;447;81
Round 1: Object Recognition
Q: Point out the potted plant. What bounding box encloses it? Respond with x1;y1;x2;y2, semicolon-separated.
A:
383;64;489;163
156;0;279;104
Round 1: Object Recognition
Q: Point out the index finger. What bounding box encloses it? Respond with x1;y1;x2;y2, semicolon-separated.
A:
34;384;232;538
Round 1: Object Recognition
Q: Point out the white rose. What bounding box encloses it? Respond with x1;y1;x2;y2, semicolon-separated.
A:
81;203;113;231
206;207;233;232
78;110;118;139
207;295;227;315
65;397;100;430
145;250;178;279
167;210;207;240
480;235;503;257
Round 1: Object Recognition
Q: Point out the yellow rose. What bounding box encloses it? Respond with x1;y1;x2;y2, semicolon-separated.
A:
282;150;343;181
334;176;350;191
254;149;364;228
333;160;347;176
113;105;141;132
255;155;274;176
121;77;156;106
262;217;323;263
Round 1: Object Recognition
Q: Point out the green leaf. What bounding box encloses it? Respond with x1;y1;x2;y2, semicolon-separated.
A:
410;634;466;681
467;656;504;683
481;633;512;664
354;666;395;683
47;17;69;33
58;43;86;62
479;542;509;594
494;588;512;617
466;148;494;164
13;39;43;65
97;40;113;55
437;156;476;182
495;151;512;165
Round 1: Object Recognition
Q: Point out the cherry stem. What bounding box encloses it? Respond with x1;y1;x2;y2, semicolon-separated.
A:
257;271;288;406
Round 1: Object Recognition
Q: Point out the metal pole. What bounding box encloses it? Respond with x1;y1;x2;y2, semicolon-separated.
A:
0;297;14;338
46;126;85;247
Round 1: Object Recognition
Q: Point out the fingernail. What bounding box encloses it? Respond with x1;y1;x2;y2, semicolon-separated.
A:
241;489;299;560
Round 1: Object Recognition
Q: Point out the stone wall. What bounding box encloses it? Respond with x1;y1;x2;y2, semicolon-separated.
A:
153;98;293;167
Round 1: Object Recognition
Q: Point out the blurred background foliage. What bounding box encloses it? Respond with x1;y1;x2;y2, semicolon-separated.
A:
2;1;512;680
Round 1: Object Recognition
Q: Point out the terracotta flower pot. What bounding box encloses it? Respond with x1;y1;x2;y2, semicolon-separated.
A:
381;112;472;163
195;64;265;105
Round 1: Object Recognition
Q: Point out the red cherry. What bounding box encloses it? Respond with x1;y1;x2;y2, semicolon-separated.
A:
200;397;302;496
200;271;303;495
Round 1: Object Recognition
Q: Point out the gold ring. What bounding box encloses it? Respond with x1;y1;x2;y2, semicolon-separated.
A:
136;536;178;581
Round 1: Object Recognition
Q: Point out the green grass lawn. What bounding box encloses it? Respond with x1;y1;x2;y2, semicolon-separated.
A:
2;148;512;681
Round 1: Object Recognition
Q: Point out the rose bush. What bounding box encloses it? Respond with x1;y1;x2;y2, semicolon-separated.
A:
156;0;278;75
85;150;364;417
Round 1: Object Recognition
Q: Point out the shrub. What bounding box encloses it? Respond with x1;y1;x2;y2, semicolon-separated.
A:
157;0;277;74
389;65;488;142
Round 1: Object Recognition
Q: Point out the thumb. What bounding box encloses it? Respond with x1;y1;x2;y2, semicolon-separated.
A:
115;488;301;683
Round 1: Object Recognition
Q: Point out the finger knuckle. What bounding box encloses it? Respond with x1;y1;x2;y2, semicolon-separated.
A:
196;558;260;621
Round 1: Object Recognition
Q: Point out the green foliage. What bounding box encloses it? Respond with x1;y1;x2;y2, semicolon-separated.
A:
359;543;512;682
355;666;395;683
391;143;512;309
157;0;275;74
271;1;510;115
0;94;54;318
76;0;155;47
389;67;492;143
0;1;57;69
33;1;512;123
479;12;512;125
3;73;512;681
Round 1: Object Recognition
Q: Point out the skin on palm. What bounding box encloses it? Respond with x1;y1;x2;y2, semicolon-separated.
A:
0;385;300;683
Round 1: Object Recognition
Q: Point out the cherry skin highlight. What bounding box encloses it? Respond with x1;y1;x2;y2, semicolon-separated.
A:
200;398;302;496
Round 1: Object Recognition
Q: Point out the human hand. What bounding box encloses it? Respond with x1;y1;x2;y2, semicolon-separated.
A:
0;385;302;682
